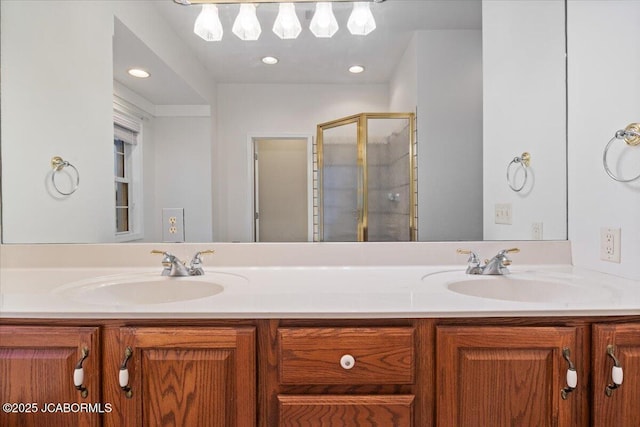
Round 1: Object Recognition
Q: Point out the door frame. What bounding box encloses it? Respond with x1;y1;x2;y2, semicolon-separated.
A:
247;133;314;242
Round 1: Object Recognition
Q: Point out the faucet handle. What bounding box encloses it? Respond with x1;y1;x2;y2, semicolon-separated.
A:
151;250;179;259
191;249;215;265
500;248;520;255
457;249;481;265
189;250;215;275
151;250;186;266
499;248;519;263
457;249;479;260
151;249;173;263
193;249;215;259
458;249;483;274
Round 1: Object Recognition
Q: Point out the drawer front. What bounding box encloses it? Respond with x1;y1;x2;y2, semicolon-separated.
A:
278;395;414;427
278;327;414;385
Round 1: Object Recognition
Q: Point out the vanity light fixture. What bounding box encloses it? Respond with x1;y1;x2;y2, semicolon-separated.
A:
127;68;150;78
262;56;279;65
232;3;262;40
273;3;302;39
309;2;339;38
181;1;385;42
194;4;224;41
176;0;385;4
349;65;365;73
347;2;376;35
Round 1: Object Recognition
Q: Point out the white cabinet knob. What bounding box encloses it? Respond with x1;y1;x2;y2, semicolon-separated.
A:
340;354;355;370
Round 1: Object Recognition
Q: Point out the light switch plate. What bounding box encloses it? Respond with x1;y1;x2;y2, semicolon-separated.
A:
163;208;185;243
495;203;512;225
600;227;621;263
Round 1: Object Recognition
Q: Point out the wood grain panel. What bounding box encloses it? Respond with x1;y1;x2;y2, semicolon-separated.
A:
278;327;414;385
592;322;640;427
119;326;255;427
436;326;579;427
0;326;101;427
278;394;414;427
142;348;231;427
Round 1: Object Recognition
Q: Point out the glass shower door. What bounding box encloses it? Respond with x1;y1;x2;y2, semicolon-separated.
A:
317;113;416;242
318;119;360;241
366;115;413;241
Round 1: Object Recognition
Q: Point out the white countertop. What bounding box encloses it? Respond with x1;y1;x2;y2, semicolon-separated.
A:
2;264;639;319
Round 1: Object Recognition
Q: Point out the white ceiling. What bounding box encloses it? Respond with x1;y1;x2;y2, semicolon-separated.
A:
114;0;481;104
113;18;207;105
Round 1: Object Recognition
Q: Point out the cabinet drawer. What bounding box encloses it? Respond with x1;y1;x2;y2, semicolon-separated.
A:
278;327;414;385
278;395;414;427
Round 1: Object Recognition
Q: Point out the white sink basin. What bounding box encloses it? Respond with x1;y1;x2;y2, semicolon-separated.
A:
54;272;246;306
423;270;613;303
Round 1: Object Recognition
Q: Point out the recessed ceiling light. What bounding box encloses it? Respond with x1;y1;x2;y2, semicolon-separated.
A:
262;56;279;65
127;68;150;78
349;65;365;74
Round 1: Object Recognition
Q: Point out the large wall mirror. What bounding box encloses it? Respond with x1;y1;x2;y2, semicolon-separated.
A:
0;0;567;244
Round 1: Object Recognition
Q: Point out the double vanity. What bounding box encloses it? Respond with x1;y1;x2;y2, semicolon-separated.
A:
1;241;639;426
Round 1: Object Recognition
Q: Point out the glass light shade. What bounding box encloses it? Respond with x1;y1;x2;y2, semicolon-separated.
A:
232;4;261;41
194;4;223;41
310;2;339;38
273;3;302;40
348;2;376;36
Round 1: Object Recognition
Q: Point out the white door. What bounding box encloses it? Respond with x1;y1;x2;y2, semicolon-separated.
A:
254;138;310;242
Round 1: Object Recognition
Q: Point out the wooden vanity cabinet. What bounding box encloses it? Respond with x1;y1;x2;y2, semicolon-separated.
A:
592;322;640;427
2;317;640;427
436;325;588;427
108;326;256;427
0;325;101;427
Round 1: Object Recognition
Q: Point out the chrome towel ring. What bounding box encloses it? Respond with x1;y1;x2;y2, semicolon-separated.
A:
506;152;531;192
50;156;80;195
603;123;640;183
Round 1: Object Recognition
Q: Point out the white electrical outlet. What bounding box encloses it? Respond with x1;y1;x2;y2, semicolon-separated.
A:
494;203;512;225
532;222;543;240
600;227;621;263
163;208;185;243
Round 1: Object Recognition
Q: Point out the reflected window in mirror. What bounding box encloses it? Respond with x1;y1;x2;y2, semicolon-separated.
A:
113;109;143;242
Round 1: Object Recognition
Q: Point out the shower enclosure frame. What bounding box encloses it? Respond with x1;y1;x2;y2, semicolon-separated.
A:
316;112;417;242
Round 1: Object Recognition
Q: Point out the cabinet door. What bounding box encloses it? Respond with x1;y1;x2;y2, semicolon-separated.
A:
436;326;583;427
0;325;101;427
116;326;255;427
278;395;414;427
592;323;640;427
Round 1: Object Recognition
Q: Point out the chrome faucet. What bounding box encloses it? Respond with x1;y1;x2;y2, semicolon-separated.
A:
457;248;520;275
151;249;215;277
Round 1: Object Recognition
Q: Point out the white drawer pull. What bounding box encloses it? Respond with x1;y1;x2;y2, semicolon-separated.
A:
119;346;133;398
561;348;577;400
606;345;623;397
73;347;89;398
340;354;355;370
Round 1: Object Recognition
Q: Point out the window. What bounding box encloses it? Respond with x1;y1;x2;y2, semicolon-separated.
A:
114;109;143;241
